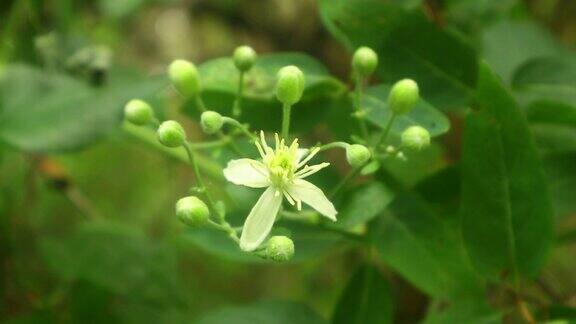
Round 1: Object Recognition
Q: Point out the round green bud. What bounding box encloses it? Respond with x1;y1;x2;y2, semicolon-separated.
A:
346;144;371;167
401;126;430;151
168;59;201;98
266;236;295;262
200;111;224;135
275;65;305;106
176;196;209;227
388;79;419;114
157;120;186;147
233;45;257;72
352;46;378;77
124;99;154;125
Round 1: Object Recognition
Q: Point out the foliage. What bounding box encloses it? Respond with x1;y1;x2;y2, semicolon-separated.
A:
1;0;576;323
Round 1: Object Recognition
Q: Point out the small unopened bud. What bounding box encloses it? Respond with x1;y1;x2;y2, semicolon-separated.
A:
275;65;305;106
401;126;430;151
233;45;257;72
200;111;223;135
388;79;419;115
266;236;295;262
176;196;209;227
168;59;201;98
346;144;371;167
157;120;186;147
352;46;378;77
124;99;154;125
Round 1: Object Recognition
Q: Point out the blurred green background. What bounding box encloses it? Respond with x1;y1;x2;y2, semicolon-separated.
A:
1;0;576;323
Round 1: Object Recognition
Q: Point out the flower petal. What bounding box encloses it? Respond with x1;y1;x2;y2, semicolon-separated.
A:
223;159;269;188
286;179;337;221
295;148;309;164
239;187;283;251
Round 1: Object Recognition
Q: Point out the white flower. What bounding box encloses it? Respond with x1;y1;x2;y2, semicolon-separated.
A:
224;132;337;251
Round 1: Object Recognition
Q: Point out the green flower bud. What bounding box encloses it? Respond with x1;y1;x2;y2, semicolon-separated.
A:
168;59;201;98
200;111;224;135
176;196;209;227
266;236;295;262
388;79;419;114
275;65;305;106
352;46;378;77
401;126;430;151
157;120;186;147
124;99;154;125
233;45;257;72
346;144;371;167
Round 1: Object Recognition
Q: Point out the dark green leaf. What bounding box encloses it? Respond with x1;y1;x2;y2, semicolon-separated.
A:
370;192;483;298
423;298;501;324
363;85;450;137
332;265;393;324
460;62;554;279
542;153;576;219
0;64;166;152
320;0;478;108
197;301;326;324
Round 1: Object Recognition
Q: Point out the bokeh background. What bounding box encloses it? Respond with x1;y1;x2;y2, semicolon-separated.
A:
1;0;576;323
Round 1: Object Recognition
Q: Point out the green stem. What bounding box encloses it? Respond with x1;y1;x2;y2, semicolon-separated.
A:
222;117;257;141
354;75;370;140
281;103;292;141
195;96;207;112
329;165;364;198
232;71;245;118
207;220;239;242
374;112;396;149
318;141;349;153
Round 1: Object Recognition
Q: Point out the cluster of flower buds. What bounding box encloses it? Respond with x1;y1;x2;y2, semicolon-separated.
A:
121;44;435;264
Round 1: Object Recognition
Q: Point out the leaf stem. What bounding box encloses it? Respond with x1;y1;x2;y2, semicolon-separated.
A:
281;103;292;141
374;112;397;149
354;75;370;140
222;116;257;141
232;71;245;118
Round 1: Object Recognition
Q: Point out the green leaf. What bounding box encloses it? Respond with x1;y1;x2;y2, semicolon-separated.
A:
542;153;576;219
370;192;483;298
0;64;166;152
512;56;576;127
363;85;450;137
40;222;186;304
320;0;478;108
199;53;344;101
460;62;554;279
194;53;345;133
331;265;393;324
336;183;394;229
423;298;501;324
482;20;561;84
196;301;326;324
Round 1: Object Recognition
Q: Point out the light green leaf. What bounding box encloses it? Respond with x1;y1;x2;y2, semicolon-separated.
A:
199;53;345;101
512;56;576;127
331;265;393;324
40;222;186;304
0;64;166;152
196;301;326;324
336;183;394;229
319;0;478;108
460;62;554;279
363;85;450;137
483;20;561;84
